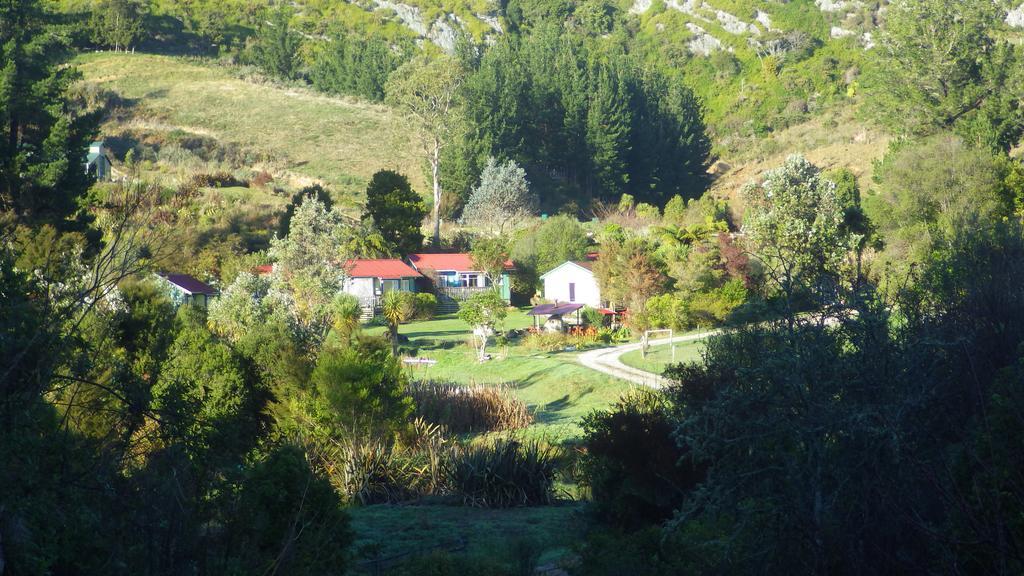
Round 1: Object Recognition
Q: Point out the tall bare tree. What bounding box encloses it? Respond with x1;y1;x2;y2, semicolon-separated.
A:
386;54;465;246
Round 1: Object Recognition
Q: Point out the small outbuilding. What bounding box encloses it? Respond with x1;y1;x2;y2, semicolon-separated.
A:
156;273;218;308
85;141;112;181
540;259;602;308
528;302;584;332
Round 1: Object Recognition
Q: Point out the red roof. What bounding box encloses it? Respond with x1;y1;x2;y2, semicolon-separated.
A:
573;260;594;271
253;264;273;276
408;253;513;272
345;259;421;279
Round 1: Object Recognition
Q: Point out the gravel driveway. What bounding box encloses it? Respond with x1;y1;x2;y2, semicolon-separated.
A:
576;330;720;388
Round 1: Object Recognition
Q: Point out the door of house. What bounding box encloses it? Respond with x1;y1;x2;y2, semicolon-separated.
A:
569;282;576;302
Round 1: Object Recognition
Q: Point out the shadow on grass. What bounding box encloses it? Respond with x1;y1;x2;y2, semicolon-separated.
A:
403;329;470;340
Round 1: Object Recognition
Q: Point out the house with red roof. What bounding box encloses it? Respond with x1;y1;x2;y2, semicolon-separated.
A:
407;253;513;304
342;259;422;310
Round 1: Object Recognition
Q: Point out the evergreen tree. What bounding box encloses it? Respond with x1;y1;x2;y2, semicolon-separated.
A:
0;0;97;229
89;0;146;51
363;169;426;256
310;29;411;102
252;4;299;81
586;58;632;199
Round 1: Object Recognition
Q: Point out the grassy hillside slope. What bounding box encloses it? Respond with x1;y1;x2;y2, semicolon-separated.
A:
77;52;425;207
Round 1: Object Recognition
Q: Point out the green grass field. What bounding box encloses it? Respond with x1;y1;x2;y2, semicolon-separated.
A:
370;309;635;440
619;339;706;375
76;52;423;207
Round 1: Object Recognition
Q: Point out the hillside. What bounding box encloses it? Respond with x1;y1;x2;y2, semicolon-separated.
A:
76;52;425;207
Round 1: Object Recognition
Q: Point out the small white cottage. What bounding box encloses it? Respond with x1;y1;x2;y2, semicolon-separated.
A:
540;259;602;308
342;259;421;308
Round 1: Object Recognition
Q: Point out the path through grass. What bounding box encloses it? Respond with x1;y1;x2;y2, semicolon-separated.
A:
369;310;634;440
619;338;705;375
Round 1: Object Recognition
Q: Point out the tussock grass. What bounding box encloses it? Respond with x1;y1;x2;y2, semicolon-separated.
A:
409;380;533;434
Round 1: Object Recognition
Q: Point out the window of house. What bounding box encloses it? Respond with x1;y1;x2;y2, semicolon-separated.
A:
569;282;576;302
460;273;480;288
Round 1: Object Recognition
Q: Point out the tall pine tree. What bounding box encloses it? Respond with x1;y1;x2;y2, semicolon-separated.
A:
1;0;96;229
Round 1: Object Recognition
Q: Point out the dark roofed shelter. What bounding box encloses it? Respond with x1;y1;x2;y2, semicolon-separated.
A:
156;273;218;308
528;302;584;331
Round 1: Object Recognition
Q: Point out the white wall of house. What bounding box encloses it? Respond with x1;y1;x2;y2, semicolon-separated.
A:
343;277;377;303
541;263;601;307
342;277;417;303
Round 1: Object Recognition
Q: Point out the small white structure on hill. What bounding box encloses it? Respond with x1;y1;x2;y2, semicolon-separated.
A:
85;141;112;181
540;260;601;307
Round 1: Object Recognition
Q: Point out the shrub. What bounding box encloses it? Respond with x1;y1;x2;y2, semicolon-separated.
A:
414;292;437;319
581;306;605;327
522;331;569;352
340;440;421;505
408;380;532;434
446;439;557;508
581;389;705;529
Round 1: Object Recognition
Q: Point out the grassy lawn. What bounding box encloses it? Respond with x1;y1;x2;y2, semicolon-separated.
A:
370;309;634;440
349;502;583;573
75;52;423;207
619;338;706;375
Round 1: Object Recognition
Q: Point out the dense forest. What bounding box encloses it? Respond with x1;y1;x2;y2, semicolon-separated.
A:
3;0;1024;574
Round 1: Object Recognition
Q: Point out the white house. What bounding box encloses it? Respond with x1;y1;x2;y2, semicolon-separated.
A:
540;260;602;308
342;259;421;309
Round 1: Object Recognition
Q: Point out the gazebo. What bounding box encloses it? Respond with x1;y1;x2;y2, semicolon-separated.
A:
528;302;584;331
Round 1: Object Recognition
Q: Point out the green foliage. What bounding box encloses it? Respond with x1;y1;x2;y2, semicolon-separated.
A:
458;289;508;360
471;235;510;287
593;236;666;312
581;305;604;327
363;169;427;256
89;0;145;50
865;136;1010;279
381;289;417;354
510;215;590;293
1;0;97;231
229;444;353;575
269;195;356;344
310;27;412;101
153;307;262;461
446;438;557;507
867;0;1022;150
413;291;438;320
247;4;300;80
386;53;466;244
312;341;415;438
742;154;854;307
581;389;703;530
452;29;711;209
278;183;333;239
